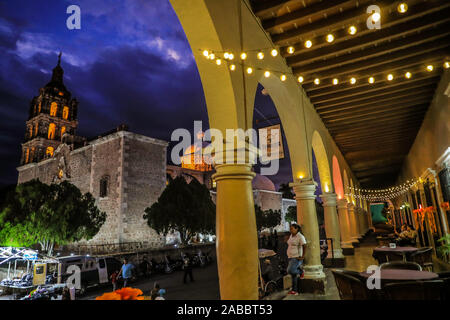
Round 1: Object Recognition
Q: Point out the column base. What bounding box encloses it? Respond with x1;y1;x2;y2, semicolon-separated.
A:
351;240;360;247
323;257;346;268
342;247;355;255
299;278;326;294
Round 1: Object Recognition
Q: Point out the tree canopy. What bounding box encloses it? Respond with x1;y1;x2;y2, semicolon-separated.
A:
255;205;282;232
143;176;215;245
0;179;106;255
285;205;297;223
278;183;295;199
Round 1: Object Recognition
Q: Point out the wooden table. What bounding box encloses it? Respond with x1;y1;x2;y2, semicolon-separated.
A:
359;269;438;281
373;246;418;262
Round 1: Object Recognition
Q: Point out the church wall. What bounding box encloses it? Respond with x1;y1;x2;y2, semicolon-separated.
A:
85;134;123;244
120;133;168;247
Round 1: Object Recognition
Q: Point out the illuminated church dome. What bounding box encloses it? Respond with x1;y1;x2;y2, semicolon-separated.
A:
252;174;276;192
180;132;213;172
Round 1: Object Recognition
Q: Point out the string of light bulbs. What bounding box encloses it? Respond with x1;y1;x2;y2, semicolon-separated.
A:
344;178;422;201
200;48;449;86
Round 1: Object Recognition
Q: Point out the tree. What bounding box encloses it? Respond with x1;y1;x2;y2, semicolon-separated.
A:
0;179;106;255
285;205;297;223
143;176;215;245
278;183;294;199
255;205;282;232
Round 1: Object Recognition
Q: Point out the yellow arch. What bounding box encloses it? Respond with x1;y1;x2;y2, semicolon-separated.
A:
311;131;332;193
332;155;344;199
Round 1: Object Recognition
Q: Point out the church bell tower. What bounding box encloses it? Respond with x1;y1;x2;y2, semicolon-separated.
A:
20;53;79;165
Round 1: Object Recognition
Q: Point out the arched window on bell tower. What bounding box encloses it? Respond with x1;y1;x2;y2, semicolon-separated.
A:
50;102;58;116
63;106;69;120
46;146;54;157
48;123;56;140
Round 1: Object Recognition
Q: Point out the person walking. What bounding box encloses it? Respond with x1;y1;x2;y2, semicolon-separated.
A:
110;270;119;291
182;253;194;284
119;258;134;288
286;224;307;295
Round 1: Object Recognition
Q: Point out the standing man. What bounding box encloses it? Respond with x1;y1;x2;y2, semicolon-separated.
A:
182;253;194;284
119;258;134;288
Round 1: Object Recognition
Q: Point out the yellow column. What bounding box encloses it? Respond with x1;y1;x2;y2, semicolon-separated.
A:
348;203;360;244
320;193;344;258
337;199;354;255
357;207;366;237
212;163;258;300
291;181;326;281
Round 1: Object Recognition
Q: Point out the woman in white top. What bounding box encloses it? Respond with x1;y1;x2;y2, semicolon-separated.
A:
286;224;307;295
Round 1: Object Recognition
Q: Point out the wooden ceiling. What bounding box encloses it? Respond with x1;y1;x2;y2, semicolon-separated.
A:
249;0;450;188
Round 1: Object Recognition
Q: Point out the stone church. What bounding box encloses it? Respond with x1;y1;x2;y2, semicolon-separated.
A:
17;54;294;248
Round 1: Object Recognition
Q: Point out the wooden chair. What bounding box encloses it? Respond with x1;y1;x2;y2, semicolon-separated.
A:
380;261;422;271
331;270;369;300
410;247;433;271
383;280;444;300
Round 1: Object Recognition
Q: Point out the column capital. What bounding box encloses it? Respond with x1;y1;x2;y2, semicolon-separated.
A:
320;193;337;207
290;180;317;200
212;163;255;182
347;202;355;211
337;198;349;210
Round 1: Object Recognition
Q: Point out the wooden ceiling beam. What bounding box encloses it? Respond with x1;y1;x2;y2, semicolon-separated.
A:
293;31;450;75
328;118;423;134
251;0;297;16
262;0;355;31
308;75;439;101
271;0;398;44
293;39;450;76
319;97;430;119
325;110;427;128
336;129;418;143
316;88;433;113
335;126;420;141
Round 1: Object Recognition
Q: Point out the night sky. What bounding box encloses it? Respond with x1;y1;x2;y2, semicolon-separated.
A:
0;0;320;191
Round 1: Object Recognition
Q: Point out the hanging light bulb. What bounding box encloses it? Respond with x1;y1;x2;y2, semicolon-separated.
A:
246;67;253;74
387;74;394;81
444;61;450;69
264;71;270;78
332;78;339;85
240;52;247;60
426;65;434;72
348;25;357;35
280;74;287;81
287;46;295;54
368;76;375;84
405;71;412;79
350;77;357;84
257;52;264;60
203;50;209;57
297;76;304;83
314;78;320;85
224;52;230;59
326;34;334;43
397;3;408;13
228;53;234;60
209;53;215;60
304;40;312;48
229;64;236;71
271;49;278;57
